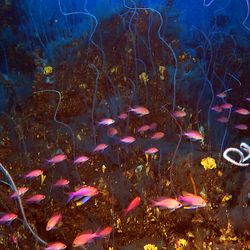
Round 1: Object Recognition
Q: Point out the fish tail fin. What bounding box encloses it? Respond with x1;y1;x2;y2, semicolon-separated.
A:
67;193;74;203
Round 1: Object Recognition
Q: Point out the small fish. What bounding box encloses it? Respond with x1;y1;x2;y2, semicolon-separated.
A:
118;112;128;120
129;106;149;116
24;169;44;179
97;226;112;238
25;194;45;204
98;118;115;126
11;187;29;198
235;108;250;115
73;230;98;247
221;103;233;109
150;131;165;140
45;241;67;250
137;125;150;133
234;124;248;130
107;127;118;137
46;213;62;231
216;92;227;98
73;155;89;165
93;143;108;152
120;136;136;144
68;186;98;203
53;178;69;187
151;197;182;211
47;154;67;164
0;213;17;224
144;147;159;154
184;130;204;141
216;116;229;123
124;196;141;215
178;192;207;209
211;105;223;113
173;110;187;118
245;97;250;102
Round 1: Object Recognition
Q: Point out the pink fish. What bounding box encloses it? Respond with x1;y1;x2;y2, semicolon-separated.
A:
184;130;204;141
216;92;227;98
118;112;128;120
97;226;112;238
73;155;89;165
120;136;136;144
137;125;150;133
47;154;67;164
45;241;67;250
107;127;118;137
25;194;45;204
234;124;248;130
53;178;69;187
73;230;98;247
221;103;233;109
46;213;62;231
235;108;250;115
11;187;29;198
124;196;141;215
216;116;229;123
173;110;187;118
144;147;159;154
151;197;182;211
68;186;98;203
24;169;43;179
98;118;115;126
0;213;17;224
93;143;108;152
151;131;165;140
129;106;149;116
211;105;223;113
178;192;207;209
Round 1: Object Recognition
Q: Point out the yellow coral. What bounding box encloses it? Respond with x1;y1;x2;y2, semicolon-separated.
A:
144;244;158;250
221;193;232;203
43;66;53;75
139;72;149;84
201;157;216;170
175;238;188;250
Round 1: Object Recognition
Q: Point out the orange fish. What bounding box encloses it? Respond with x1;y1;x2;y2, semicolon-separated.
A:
97;226;112;238
129;106;149;116
120;136;136;144
151;131;165;140
107;127;118;137
11;187;29;198
24;169;43;179
98;118;115;126
53;178;69;187
25;194;45;204
173;110;186;118
47;154;67;164
184;130;204;141
45;241;67;250
235;108;250;115
151;197;182;211
46;213;62;231
144;147;159;154
124;196;141;215
0;213;17;224
178;192;207;209
73;230;98;247
93;143;108;152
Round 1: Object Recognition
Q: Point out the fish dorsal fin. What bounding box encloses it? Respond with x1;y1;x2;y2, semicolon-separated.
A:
182;191;193;196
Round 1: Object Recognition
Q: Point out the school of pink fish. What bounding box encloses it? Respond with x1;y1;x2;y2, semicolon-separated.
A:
2;99;249;249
